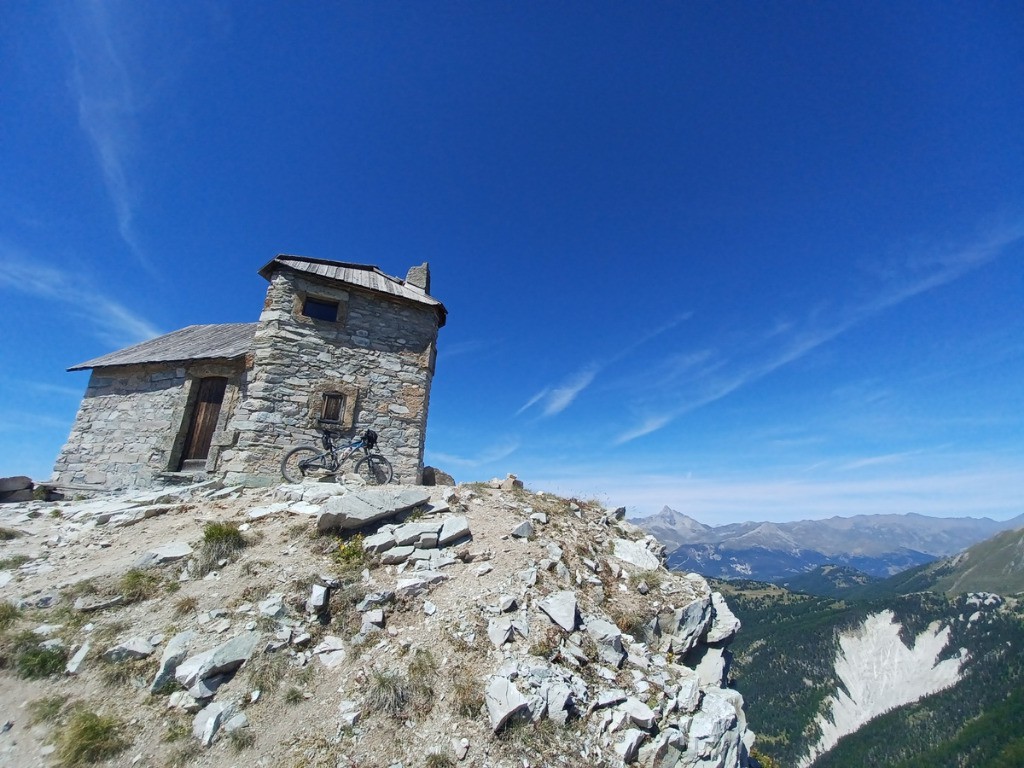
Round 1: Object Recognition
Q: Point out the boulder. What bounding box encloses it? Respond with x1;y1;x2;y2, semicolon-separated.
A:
612;538;661;571
615;728;647;763
151;630;195;692
102;637;154;662
66;642;91;675
392;521;442;547
510;521;534;539
134;542;193;569
487;617;514;648
705;592;741;644
421;466;455;486
438;516;471;546
586;618;626;668
313;636;347;669
362;530;397;554
620;697;657;730
316;488;430;532
0;475;32;493
637;728;686;768
175;632;260;688
485;676;530;732
538;591;579;632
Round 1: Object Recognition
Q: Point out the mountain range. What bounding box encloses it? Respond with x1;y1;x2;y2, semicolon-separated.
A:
639;506;1024;582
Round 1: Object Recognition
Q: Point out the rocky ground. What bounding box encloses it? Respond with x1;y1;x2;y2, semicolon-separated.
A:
0;476;753;768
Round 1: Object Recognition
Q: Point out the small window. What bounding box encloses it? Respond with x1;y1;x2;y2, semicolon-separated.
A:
321;392;345;423
302;297;339;322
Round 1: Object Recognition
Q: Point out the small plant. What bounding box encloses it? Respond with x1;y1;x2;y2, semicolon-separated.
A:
100;657;155;689
229;728;255;752
451;672;484;717
425;753;455;768
0;554;31;570
55;707;129;766
365;667;410;717
333;533;365;568
244;651;289;692
50;508;62;518
162;718;191;743
0;526;23;540
120;569;163;603
0;601;20;631
284;686;305;704
194;521;247;576
408;648;438;709
173;595;199;617
14;634;68;679
28;694;66;724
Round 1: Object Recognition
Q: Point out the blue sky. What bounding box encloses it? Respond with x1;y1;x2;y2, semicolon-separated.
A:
1;2;1022;523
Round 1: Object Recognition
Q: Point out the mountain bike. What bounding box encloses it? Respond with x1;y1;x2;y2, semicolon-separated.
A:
280;426;393;486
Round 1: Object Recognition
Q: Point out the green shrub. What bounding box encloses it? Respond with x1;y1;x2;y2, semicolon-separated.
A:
120;569;162;603
195;522;247;576
0;554;30;570
55;708;129;766
28;694;66;724
0;601;20;631
15;635;68;679
0;526;23;540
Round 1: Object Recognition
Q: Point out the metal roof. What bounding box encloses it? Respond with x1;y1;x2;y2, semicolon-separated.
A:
259;254;447;327
68;323;257;371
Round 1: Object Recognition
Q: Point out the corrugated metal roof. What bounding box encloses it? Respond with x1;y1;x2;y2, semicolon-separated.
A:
259;255;447;327
68;323;257;371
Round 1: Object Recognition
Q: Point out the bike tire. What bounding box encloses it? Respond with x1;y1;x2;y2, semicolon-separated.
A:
281;445;326;484
354;454;394;486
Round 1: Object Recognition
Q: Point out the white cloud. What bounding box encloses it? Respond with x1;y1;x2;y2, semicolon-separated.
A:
0;247;160;347
614;222;1024;443
64;1;147;265
427;439;520;469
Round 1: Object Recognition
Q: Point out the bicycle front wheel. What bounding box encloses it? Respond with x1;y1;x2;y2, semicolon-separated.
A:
355;454;393;486
281;446;328;484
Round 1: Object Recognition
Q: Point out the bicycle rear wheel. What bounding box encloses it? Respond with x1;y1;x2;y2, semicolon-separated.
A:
281;446;331;484
354;454;393;486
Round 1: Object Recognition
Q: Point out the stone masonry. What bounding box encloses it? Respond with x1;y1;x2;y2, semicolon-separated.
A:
51;257;444;490
218;265;441;485
52;360;246;489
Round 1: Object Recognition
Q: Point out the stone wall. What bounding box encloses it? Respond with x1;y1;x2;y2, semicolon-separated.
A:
218;270;439;486
52;361;246;489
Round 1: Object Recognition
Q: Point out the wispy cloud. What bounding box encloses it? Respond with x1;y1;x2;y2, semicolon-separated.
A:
427;439;520;469
519;312;692;419
63;1;148;266
615;223;1024;443
0;246;160;347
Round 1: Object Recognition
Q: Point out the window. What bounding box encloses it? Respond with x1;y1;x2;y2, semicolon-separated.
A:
302;296;339;322
321;392;346;423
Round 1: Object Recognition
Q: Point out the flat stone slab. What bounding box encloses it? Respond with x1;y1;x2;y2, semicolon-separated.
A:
612;538;661;571
73;595;124;613
134;541;193;569
103;637;155;662
538;591;579;632
151;630;195;692
317;488;430;532
392;521;443;547
313;636;348;669
485;675;530;732
175;632;260;688
438;516;471;546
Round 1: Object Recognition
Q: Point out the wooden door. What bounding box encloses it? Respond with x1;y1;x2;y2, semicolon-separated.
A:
179;377;228;468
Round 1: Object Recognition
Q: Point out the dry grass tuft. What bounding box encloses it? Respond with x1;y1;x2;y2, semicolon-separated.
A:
55;707;130;766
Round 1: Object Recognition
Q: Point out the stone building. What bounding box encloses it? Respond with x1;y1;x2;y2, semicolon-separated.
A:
52;256;446;489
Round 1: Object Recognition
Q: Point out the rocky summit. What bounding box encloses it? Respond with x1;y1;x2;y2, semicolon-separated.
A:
0;478;754;768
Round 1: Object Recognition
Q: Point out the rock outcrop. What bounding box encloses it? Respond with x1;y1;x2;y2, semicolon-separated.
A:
0;478;754;768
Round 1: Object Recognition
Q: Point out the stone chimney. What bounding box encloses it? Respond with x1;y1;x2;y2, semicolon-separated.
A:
405;262;430;293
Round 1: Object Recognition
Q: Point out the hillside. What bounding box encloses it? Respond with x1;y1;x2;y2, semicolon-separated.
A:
0;480;754;768
718;579;1024;767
